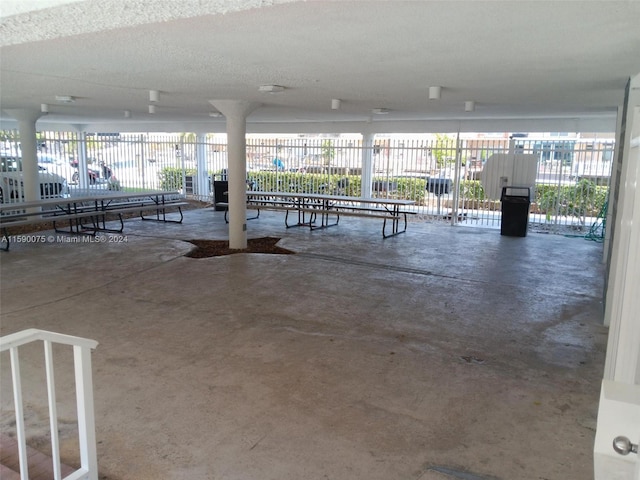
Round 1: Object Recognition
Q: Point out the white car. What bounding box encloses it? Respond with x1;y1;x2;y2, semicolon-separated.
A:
37;153;64;168
1;155;69;203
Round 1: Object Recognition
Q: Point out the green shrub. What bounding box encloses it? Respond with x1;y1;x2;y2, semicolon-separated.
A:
534;179;607;223
159;167;197;191
188;168;610;224
394;177;426;203
459;180;486;201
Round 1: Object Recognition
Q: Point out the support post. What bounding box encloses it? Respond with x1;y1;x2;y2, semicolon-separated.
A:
361;132;375;198
4;109;43;202
196;133;209;199
209;100;259;249
73;127;90;190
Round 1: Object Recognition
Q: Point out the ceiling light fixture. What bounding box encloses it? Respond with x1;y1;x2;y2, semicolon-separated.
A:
209;111;222;117
331;99;341;110
465;101;475;112
124;110;131;118
40;103;49;113
55;95;75;103
258;84;285;93
148;105;156;114
428;86;442;100
372;108;390;115
149;90;160;102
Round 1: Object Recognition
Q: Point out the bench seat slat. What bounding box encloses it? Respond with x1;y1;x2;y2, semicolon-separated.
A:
0;210;106;229
102;202;189;216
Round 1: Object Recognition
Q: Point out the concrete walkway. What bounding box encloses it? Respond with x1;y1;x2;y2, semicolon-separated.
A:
0;207;608;480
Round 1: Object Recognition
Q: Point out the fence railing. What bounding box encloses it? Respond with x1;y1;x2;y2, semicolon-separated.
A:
1;130;614;234
0;329;99;480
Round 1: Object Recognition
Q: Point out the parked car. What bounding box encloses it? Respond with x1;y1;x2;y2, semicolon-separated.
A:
68;158;101;184
71;167;100;184
37;153;64;168
0;155;69;203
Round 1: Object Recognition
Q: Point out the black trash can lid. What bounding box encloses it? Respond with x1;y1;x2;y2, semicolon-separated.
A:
501;186;530;201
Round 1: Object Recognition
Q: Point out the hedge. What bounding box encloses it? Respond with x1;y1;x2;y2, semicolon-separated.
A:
159;167;197;191
171;168;608;222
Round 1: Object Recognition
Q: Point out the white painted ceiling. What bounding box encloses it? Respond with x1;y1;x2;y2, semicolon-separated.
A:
1;0;639;133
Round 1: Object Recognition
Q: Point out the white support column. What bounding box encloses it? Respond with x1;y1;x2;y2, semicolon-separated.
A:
5;109;42;202
138;134;147;190
361;132;375;198
196;133;209;199
209;100;259;249
73;127;90;190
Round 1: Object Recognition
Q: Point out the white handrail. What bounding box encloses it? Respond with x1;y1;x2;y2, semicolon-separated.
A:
0;329;99;480
0;328;98;351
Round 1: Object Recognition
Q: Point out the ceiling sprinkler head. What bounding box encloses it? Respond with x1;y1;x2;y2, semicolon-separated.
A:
258;84;285;93
55;95;75;103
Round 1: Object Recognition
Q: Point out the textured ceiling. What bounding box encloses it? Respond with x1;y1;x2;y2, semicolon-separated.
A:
1;0;639;133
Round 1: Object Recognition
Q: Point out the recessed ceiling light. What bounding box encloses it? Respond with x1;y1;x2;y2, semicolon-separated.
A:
465;101;476;112
258;84;285;93
124;110;131;118
149;90;160;102
372;108;390;115
148;105;156;114
331;99;341;110
55;95;75;103
40;103;49;113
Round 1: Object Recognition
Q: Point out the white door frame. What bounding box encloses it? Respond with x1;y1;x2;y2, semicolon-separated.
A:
603;74;640;384
595;73;640;478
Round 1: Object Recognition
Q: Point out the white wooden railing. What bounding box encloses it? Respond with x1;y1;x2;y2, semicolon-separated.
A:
0;329;99;480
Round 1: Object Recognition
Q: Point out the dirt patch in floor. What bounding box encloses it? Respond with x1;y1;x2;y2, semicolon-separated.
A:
185;237;295;258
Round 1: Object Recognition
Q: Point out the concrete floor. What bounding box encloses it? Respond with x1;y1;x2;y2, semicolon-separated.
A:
0;207;608;480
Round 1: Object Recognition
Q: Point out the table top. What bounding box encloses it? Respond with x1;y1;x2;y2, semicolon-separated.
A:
0;190;181;213
246;191;415;206
0;191;180;208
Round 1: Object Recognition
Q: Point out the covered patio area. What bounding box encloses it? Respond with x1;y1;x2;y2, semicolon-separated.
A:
0;207;607;479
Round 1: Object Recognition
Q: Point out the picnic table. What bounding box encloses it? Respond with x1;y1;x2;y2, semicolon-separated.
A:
0;191;186;251
239;191;416;238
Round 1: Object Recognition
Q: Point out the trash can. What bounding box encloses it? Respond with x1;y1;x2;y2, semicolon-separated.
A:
213;180;228;211
500;186;530;237
426;177;452;195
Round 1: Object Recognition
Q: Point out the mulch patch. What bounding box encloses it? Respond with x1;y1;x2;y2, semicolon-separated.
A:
185;237;295;258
